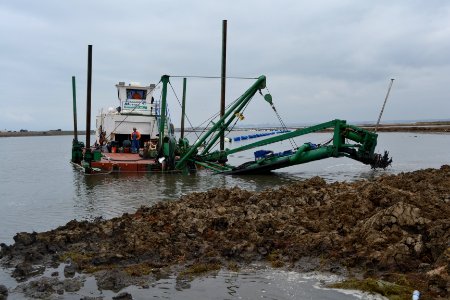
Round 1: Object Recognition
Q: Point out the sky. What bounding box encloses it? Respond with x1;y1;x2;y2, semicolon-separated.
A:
1;0;450;131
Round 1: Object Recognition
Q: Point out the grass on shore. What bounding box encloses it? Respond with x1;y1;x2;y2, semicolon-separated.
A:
329;278;413;300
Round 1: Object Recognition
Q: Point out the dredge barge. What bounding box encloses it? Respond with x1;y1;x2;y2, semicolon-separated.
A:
71;46;391;175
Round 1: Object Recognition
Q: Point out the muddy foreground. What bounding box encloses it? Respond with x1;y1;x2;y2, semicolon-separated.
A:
1;166;449;299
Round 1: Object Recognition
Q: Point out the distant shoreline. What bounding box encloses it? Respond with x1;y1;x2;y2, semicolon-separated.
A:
1;121;449;138
236;121;450;133
0;130;95;138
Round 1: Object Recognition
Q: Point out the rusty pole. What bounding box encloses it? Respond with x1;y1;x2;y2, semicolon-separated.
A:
86;45;93;149
220;20;227;151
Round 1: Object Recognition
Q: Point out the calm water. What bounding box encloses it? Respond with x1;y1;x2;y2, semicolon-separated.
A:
0;132;449;299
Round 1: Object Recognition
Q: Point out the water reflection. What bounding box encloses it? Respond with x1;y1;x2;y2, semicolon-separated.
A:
71;167;300;220
67;131;450;224
111;268;369;300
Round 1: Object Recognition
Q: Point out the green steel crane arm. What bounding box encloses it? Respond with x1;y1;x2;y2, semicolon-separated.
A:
202;119;381;160
175;75;267;169
217;120;391;175
226;120;339;156
200;75;267;155
198;120;341;162
220;144;334;175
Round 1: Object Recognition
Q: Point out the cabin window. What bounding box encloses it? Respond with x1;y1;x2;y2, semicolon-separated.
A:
126;89;146;100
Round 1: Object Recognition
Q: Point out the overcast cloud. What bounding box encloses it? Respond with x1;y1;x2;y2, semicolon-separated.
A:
1;0;449;130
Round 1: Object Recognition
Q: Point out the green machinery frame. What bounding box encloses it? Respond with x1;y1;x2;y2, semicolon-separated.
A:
162;75;391;174
73;74;391;174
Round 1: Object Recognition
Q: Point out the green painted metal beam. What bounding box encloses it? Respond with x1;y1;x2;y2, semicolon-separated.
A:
194;161;228;173
200;75;267;155
290;145;336;164
221;119;340;157
159;75;170;148
219;145;336;175
175;75;267;169
180;77;187;139
212;118;390;174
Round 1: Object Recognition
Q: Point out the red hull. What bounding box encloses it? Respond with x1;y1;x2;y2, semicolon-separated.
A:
90;153;162;173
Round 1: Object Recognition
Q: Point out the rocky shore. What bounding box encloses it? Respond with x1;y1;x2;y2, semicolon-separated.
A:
357;122;450;133
1;166;449;299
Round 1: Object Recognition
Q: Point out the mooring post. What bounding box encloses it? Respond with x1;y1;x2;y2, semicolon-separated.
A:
86;45;92;149
71;75;83;164
72;76;78;141
83;45;93;166
181;77;187;139
220;20;227;151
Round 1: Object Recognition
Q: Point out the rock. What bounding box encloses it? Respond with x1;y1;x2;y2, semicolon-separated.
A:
0;243;9;259
175;279;191;290
413;240;424;254
112;292;133;300
13;232;36;246
257;247;267;256
212;217;228;230
15;277;59;299
0;285;8;299
64;263;77;278
216;206;226;215
418;263;431;271
428;274;448;297
12;262;32;279
12;262;45;280
63;278;82;292
96;270;130;292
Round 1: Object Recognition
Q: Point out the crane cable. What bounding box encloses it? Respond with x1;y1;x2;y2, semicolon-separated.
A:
166;76;298;151
169;75;258;80
206;94;255;152
168;80;245;142
168;81;202;141
261;87;298;149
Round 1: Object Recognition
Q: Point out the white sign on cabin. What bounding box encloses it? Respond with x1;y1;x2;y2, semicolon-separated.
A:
116;83;155;115
122;99;148;112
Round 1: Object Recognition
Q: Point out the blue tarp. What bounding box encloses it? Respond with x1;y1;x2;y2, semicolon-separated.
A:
254;150;273;160
232;130;290;142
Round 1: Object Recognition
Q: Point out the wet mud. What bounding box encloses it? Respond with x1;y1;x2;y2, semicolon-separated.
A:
1;166;449;299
